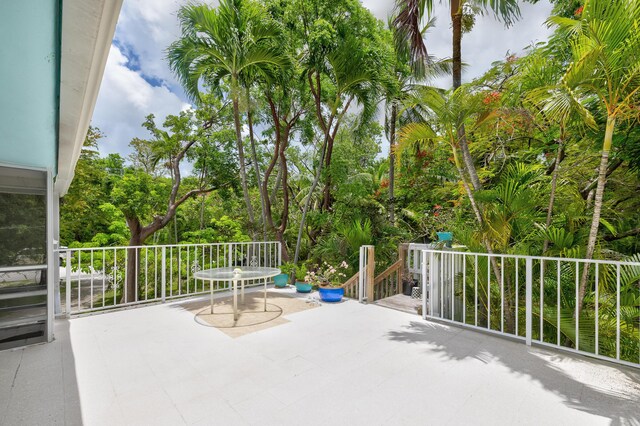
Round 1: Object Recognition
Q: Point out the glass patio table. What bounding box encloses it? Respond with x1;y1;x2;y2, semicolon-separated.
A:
193;266;281;321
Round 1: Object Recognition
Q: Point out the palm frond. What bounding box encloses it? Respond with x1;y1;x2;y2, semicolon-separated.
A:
392;0;432;77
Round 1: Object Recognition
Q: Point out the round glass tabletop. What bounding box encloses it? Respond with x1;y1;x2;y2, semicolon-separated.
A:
193;266;281;281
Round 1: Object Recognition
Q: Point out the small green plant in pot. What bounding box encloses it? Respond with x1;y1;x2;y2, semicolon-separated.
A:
279;262;297;283
274;262;295;288
294;264;312;293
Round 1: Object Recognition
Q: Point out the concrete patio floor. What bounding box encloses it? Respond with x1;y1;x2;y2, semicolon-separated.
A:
1;288;639;426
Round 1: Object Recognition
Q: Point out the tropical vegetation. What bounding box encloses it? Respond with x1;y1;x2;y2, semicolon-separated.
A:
61;0;639;362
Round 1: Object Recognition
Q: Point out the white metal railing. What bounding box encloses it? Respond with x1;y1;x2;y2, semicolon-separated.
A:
407;243;433;278
358;245;374;302
57;241;281;315
420;249;640;368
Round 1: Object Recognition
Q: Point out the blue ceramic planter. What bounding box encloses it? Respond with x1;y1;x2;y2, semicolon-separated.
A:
318;286;344;302
437;232;453;248
437;232;453;242
295;282;313;293
274;273;289;288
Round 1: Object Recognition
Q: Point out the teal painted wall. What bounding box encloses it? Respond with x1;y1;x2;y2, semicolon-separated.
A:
0;0;59;171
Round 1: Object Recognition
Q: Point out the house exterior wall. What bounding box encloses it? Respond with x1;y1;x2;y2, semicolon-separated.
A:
0;0;59;171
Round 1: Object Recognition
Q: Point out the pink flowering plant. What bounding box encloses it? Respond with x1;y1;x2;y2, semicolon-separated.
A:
305;261;349;288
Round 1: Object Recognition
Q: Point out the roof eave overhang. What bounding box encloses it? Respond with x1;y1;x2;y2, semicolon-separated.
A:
55;0;123;196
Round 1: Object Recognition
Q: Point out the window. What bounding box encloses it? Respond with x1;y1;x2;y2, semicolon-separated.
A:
0;166;49;349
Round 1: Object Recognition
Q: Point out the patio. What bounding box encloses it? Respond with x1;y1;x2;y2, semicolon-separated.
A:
1;287;638;426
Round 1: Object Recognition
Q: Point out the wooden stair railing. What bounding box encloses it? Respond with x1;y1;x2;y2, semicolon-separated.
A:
342;271;360;299
373;259;403;301
343;244;409;302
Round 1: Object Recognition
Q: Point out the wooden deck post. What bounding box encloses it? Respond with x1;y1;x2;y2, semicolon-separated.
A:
366;246;375;302
397;244;408;295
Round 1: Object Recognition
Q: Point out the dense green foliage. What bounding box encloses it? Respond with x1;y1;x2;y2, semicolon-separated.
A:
61;0;640;265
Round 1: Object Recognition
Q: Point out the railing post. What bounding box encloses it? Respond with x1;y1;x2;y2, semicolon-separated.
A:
358;246;365;303
65;251;71;317
397;243;408;295
430;251;436;318
366;246;375;302
421;250;428;319
277;242;282;267
161;246;166;303
525;257;533;346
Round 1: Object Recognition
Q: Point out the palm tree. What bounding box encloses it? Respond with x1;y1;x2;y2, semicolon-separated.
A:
393;0;521;191
547;0;640;316
523;48;596;254
244;84;268;241
397;85;489;229
386;20;417;226
167;0;285;236
397;84;514;326
386;17;449;225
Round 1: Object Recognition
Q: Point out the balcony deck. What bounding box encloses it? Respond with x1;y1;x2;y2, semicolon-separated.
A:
1;287;638;425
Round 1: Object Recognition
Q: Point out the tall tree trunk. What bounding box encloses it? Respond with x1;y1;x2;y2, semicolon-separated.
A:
271;166;282;206
542;138;564;253
318;96;352;213
450;3;500;326
199;194;206;231
451;0;463;90
264;140;290;262
452;150;483;233
389;101;397;224
246;88;267;241
321;136;335;212
173;215;178;244
580;158;623;199
276;151;291;262
451;1;482;191
453;147;513;330
577;116;615;317
263;97;297;263
232;93;255;235
124;217;142;304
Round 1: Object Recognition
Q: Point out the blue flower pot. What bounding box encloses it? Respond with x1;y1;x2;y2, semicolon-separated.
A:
318;286;344;302
274;274;289;288
437;232;453;242
437;232;453;248
295;282;313;293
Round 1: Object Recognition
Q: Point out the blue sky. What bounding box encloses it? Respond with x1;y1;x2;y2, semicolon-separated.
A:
91;0;554;158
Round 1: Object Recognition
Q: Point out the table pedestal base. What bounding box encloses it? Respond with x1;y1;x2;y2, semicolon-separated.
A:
202;274;273;323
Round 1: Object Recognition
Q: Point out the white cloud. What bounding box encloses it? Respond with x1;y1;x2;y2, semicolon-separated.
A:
362;1;394;22
92;44;190;156
113;0;221;95
113;0;184;92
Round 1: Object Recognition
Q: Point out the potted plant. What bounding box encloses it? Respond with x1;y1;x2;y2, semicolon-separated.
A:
293;264;312;293
422;204;454;246
307;261;349;302
275;262;295;288
436;231;453;248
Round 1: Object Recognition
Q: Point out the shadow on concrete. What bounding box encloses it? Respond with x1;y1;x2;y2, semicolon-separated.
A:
0;319;83;425
386;320;640;426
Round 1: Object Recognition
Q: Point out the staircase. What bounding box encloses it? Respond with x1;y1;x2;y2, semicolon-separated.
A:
344;244;419;314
